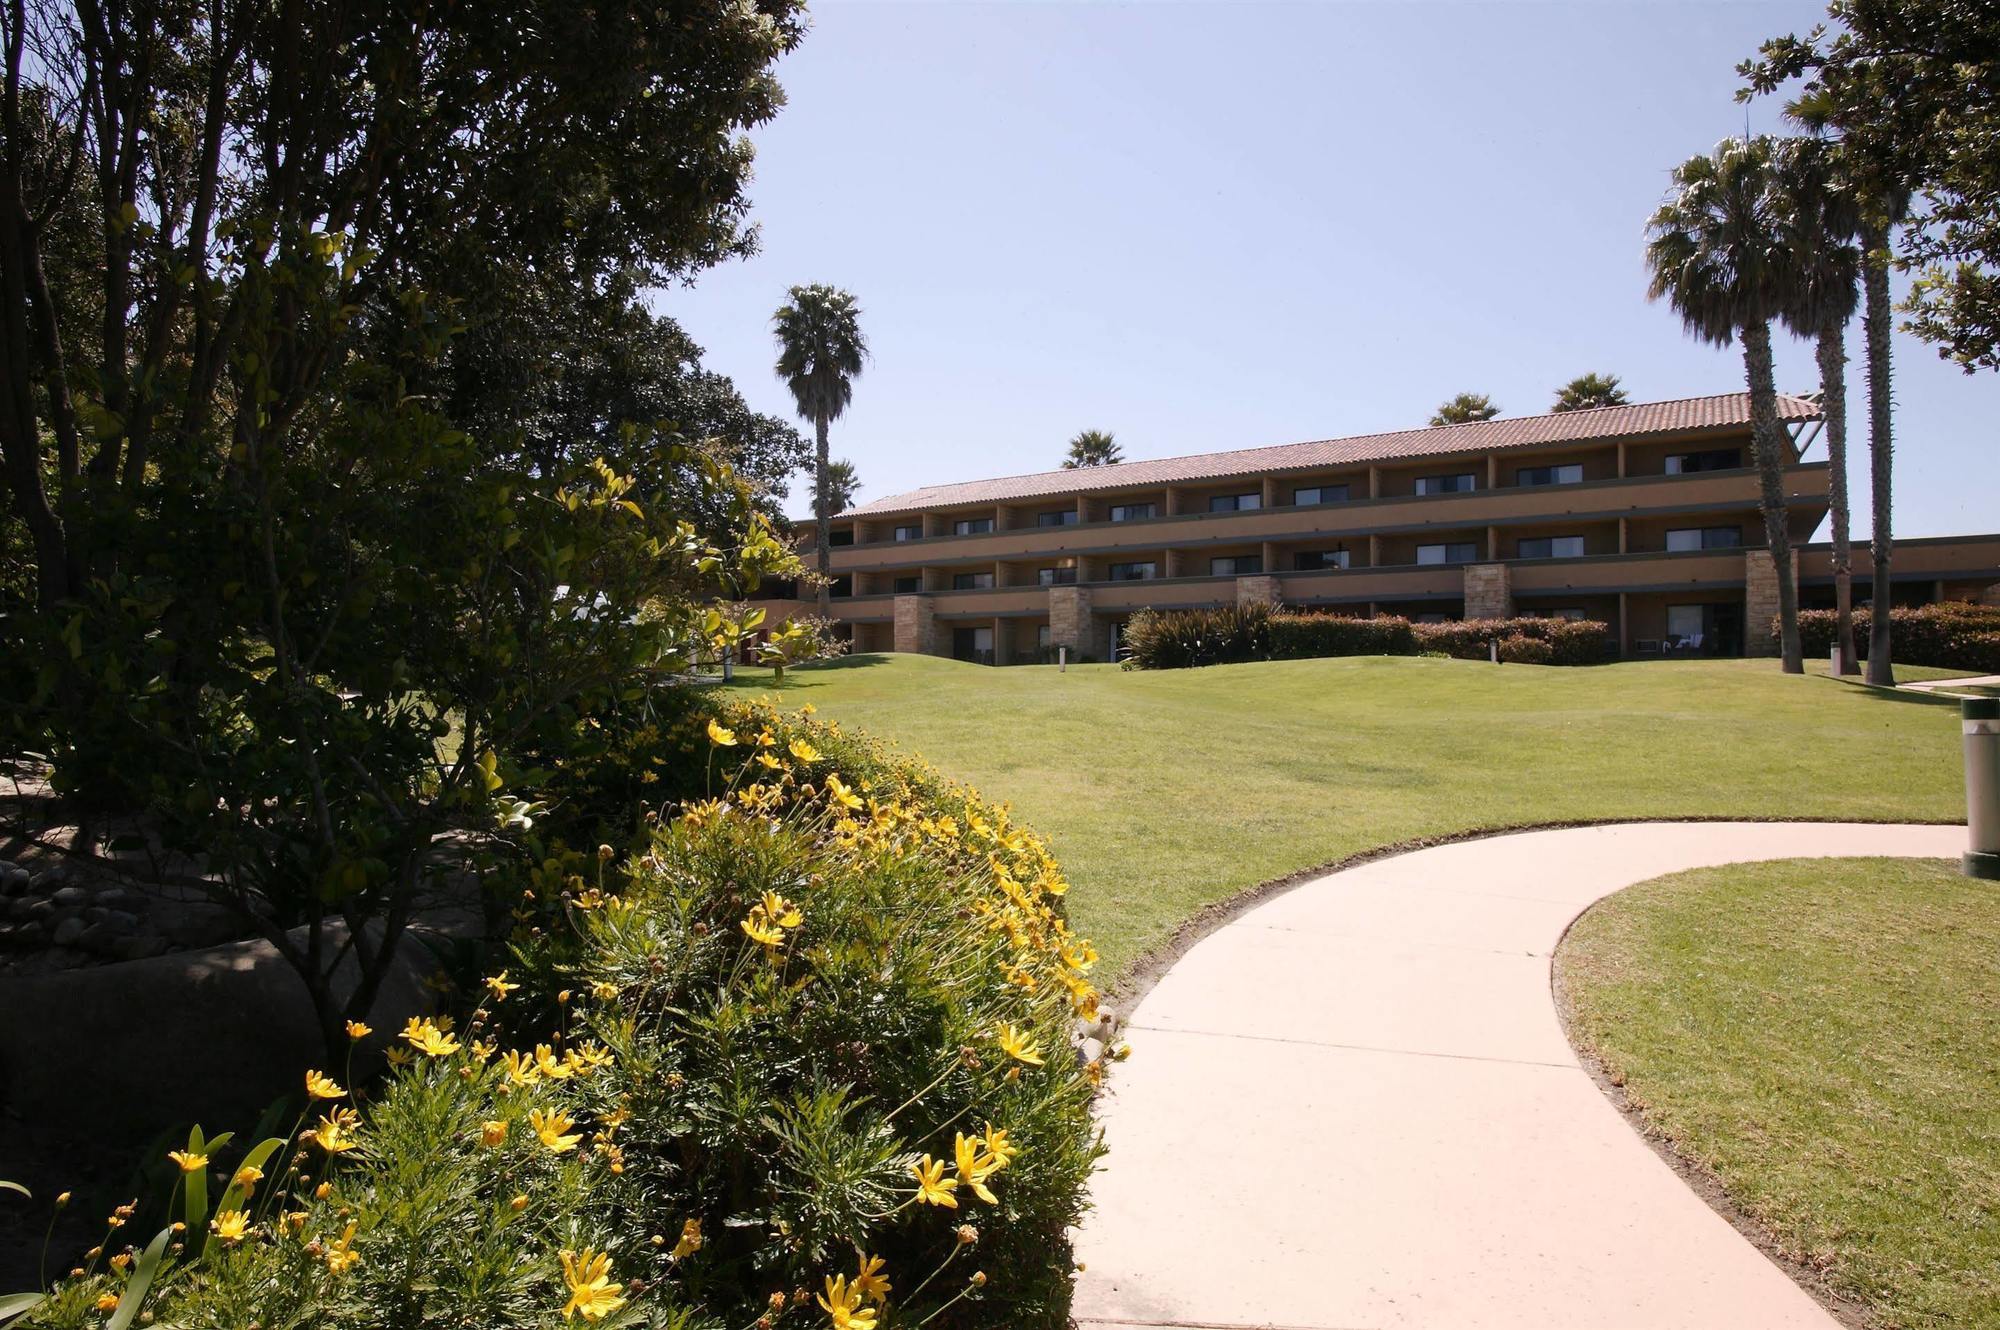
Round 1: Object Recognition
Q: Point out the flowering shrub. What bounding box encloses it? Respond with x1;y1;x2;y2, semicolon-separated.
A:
1495;634;1555;665
1122;605;1609;669
1792;603;2000;673
14;703;1107;1329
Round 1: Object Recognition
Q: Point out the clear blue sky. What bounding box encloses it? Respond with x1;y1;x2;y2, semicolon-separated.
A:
659;0;1996;538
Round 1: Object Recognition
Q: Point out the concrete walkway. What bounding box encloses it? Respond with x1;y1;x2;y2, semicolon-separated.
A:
1073;821;1965;1330
1899;672;2000;697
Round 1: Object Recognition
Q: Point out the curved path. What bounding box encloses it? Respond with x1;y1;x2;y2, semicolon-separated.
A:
1073;821;1964;1330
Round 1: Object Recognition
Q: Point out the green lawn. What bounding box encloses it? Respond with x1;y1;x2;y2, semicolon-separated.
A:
1557;858;2000;1329
723;654;1966;981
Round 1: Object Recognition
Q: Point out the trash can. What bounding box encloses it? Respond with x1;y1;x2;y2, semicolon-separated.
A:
1966;697;2000;880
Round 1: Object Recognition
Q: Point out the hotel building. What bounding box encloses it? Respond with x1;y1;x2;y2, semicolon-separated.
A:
763;393;2000;663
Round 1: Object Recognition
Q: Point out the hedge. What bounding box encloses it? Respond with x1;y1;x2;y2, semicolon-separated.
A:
17;701;1107;1330
1122;604;1611;670
1790;602;2000;674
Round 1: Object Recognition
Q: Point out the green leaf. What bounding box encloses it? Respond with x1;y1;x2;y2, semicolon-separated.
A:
0;1181;27;1200
0;1292;46;1324
215;1136;287;1216
105;1226;171;1330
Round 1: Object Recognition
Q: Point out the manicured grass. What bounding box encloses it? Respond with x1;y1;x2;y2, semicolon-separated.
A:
1557;858;2000;1330
723;655;1966;980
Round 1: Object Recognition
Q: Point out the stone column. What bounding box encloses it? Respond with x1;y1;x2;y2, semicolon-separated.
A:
1463;563;1512;620
1743;548;1796;657
1237;575;1282;608
893;593;941;656
1048;584;1095;658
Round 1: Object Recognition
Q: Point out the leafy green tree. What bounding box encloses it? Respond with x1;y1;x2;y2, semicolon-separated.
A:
773;285;869;615
0;0;808;1052
1062;429;1123;469
1744;1;2000;372
1551;373;1630;412
1771;136;1865;673
822;458;861;515
1429;393;1500;425
1645;137;1805;673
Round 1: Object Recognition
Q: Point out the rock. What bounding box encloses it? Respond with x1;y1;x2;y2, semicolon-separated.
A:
95;887;138;909
78;923;122;955
84;905;107;923
21;897;54;921
108;935;170;962
1074;1036;1104;1068
6;896;40;922
153;902;244;949
0;866;28;896
50;917;85;948
99;909;141;932
50;885;90;909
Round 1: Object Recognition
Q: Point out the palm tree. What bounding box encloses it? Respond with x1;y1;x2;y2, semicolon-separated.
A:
1430;393;1499;425
1644;136;1804;673
1063;429;1122;469
1551;373;1630;412
1855;190;1911;686
822;458;861;516
1770;136;1863;674
773;285;867;615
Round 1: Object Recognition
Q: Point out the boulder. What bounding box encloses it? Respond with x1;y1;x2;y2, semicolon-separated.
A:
50;916;85;947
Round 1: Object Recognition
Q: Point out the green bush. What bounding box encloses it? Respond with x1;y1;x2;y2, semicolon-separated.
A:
16;703;1107;1330
1496;634;1555;665
1411;618;1611;666
1792;603;2000;673
1122;606;1609;669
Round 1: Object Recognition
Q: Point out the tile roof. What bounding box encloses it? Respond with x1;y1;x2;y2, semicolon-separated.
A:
845;392;1821;518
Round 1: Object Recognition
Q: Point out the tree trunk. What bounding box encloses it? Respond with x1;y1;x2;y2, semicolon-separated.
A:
814;413;831;616
1861;221;1896;687
1816;309;1857;673
1741;319;1802;673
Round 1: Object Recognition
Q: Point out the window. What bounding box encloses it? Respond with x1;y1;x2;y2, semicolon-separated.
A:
1109;502;1157;523
952;517;993;536
1210;555;1263;576
892;576;921;594
1516;463;1583;487
1665;526;1743;552
830;577;852;597
1037;509;1078;528
1037;566;1077;586
1293;484;1350;506
1516;535;1586;559
951;571;994;590
1416;542;1479;565
1415;473;1478;496
1523;607;1589;621
1414;612;1454;624
1294;549;1350;570
1037;624;1052;649
1107;561;1157;581
1665;448;1743;474
952;625;994;665
893;524;922;542
828;529;854;547
1208;492;1262;513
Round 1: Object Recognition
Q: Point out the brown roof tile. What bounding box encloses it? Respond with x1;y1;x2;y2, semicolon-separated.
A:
846;392;1820;518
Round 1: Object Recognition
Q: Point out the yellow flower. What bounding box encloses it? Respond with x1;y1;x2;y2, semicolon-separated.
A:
980;1124;1018;1168
231;1164;264;1193
853;1253;891;1304
910;1155;958;1208
756;751;785;771
344;1020;372;1040
816;1274;878;1330
306;1109;362;1155
501;1049;540;1086
383;1046;414;1069
740;907;786;947
706;719;738;747
94;1294;119;1312
401;1016;460;1057
534;1043;575;1080
788;739;822;764
531;1107;582;1153
590;980;620;1000
305;1070;345;1100
824;773;863;810
484;971;519;1001
559;1248;628;1322
954;1132;999;1204
566;1041;615;1074
326;1221;360;1275
167;1149;207;1174
996;1024;1044;1066
759;890;803;928
670;1217;702;1259
481;1119;510;1148
211;1209;251;1244
510;1193;529;1212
